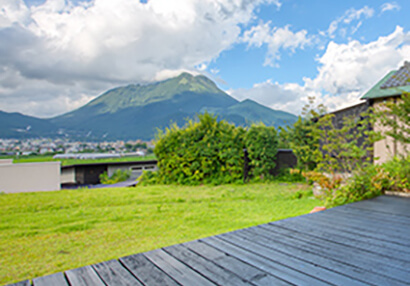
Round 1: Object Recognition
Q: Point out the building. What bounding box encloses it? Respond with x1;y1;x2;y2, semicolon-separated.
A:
61;160;158;187
320;61;409;165
361;61;410;163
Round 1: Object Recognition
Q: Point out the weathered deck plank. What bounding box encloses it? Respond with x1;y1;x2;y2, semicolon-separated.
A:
263;223;410;282
330;205;410;224
8;195;410;286
240;226;405;286
32;273;69;286
218;231;369;286
5;281;30;286
164;244;252;286
120;254;179;286
144;249;216;285
279;213;410;257
92;259;143;286
65;265;105;286
203;236;331;285
267;225;410;282
184;240;291;286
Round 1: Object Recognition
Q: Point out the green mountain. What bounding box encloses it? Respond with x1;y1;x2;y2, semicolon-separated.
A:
1;73;297;140
0;111;57;138
205;99;297;127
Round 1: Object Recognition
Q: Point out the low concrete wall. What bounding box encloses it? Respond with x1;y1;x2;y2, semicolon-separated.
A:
0;159;13;165
0;162;61;193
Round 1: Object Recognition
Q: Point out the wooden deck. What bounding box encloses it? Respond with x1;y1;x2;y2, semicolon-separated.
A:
8;195;410;286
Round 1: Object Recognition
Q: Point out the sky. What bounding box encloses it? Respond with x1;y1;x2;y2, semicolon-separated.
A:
0;0;409;118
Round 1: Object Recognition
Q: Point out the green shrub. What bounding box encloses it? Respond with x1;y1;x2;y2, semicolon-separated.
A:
99;169;131;184
325;165;388;207
142;113;245;185
141;113;280;185
322;156;410;207
244;124;278;180
382;156;410;192
274;168;305;183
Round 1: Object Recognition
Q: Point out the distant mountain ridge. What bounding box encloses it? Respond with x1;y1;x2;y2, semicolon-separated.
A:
0;73;297;140
0;111;57;139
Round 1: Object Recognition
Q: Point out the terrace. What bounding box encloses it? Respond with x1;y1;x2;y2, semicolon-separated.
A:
9;195;410;286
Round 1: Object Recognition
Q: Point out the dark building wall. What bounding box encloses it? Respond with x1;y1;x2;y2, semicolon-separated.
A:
325;101;373;165
75;165;108;185
244;149;298;179
331;102;369;129
271;149;298;175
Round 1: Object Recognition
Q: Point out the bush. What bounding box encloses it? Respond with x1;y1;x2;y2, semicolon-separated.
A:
324;165;387;207
382;156;410;192
99;169;131;184
141;113;280;185
319;156;410;207
142;113;245;185
274;168;305;183
244;124;278;180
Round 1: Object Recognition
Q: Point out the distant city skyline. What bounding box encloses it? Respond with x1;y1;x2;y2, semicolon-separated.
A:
1;0;409;118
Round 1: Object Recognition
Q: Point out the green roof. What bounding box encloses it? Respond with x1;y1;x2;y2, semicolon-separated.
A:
361;64;410;100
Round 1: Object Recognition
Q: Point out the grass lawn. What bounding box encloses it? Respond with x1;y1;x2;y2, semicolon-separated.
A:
4;154;156;166
0;182;320;285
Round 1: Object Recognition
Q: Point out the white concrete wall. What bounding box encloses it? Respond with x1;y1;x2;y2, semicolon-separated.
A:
0;162;61;193
0;159;13;165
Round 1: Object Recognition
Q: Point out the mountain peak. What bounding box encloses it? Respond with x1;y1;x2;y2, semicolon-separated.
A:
177;72;194;79
54;72;233;118
44;74;297;140
176;72;194;85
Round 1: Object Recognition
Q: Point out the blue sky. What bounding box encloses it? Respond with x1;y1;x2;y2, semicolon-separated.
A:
1;0;409;117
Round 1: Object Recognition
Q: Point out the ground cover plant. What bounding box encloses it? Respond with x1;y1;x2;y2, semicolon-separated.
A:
3;154;156;166
0;182;318;285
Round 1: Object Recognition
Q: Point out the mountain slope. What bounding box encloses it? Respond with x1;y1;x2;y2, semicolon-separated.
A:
51;73;238;139
206;99;297;128
0;111;57;138
2;73;297;140
56;73;235;119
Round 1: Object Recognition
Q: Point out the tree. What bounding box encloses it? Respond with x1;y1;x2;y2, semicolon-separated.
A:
378;93;410;152
286;97;326;171
312;109;381;174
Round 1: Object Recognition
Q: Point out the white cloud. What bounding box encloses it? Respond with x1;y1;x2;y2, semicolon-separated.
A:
243;22;311;66
307;26;410;94
0;0;277;117
228;79;299;107
326;6;374;38
230;26;410;115
380;2;401;13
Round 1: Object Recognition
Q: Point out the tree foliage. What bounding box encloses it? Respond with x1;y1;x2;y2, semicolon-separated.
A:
141;113;279;185
281;97;326;171
244;124;278;179
313;109;381;174
378;93;410;148
153;113;245;185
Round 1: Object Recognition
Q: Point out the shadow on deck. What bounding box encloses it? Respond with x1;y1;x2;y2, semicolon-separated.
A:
8;195;410;286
